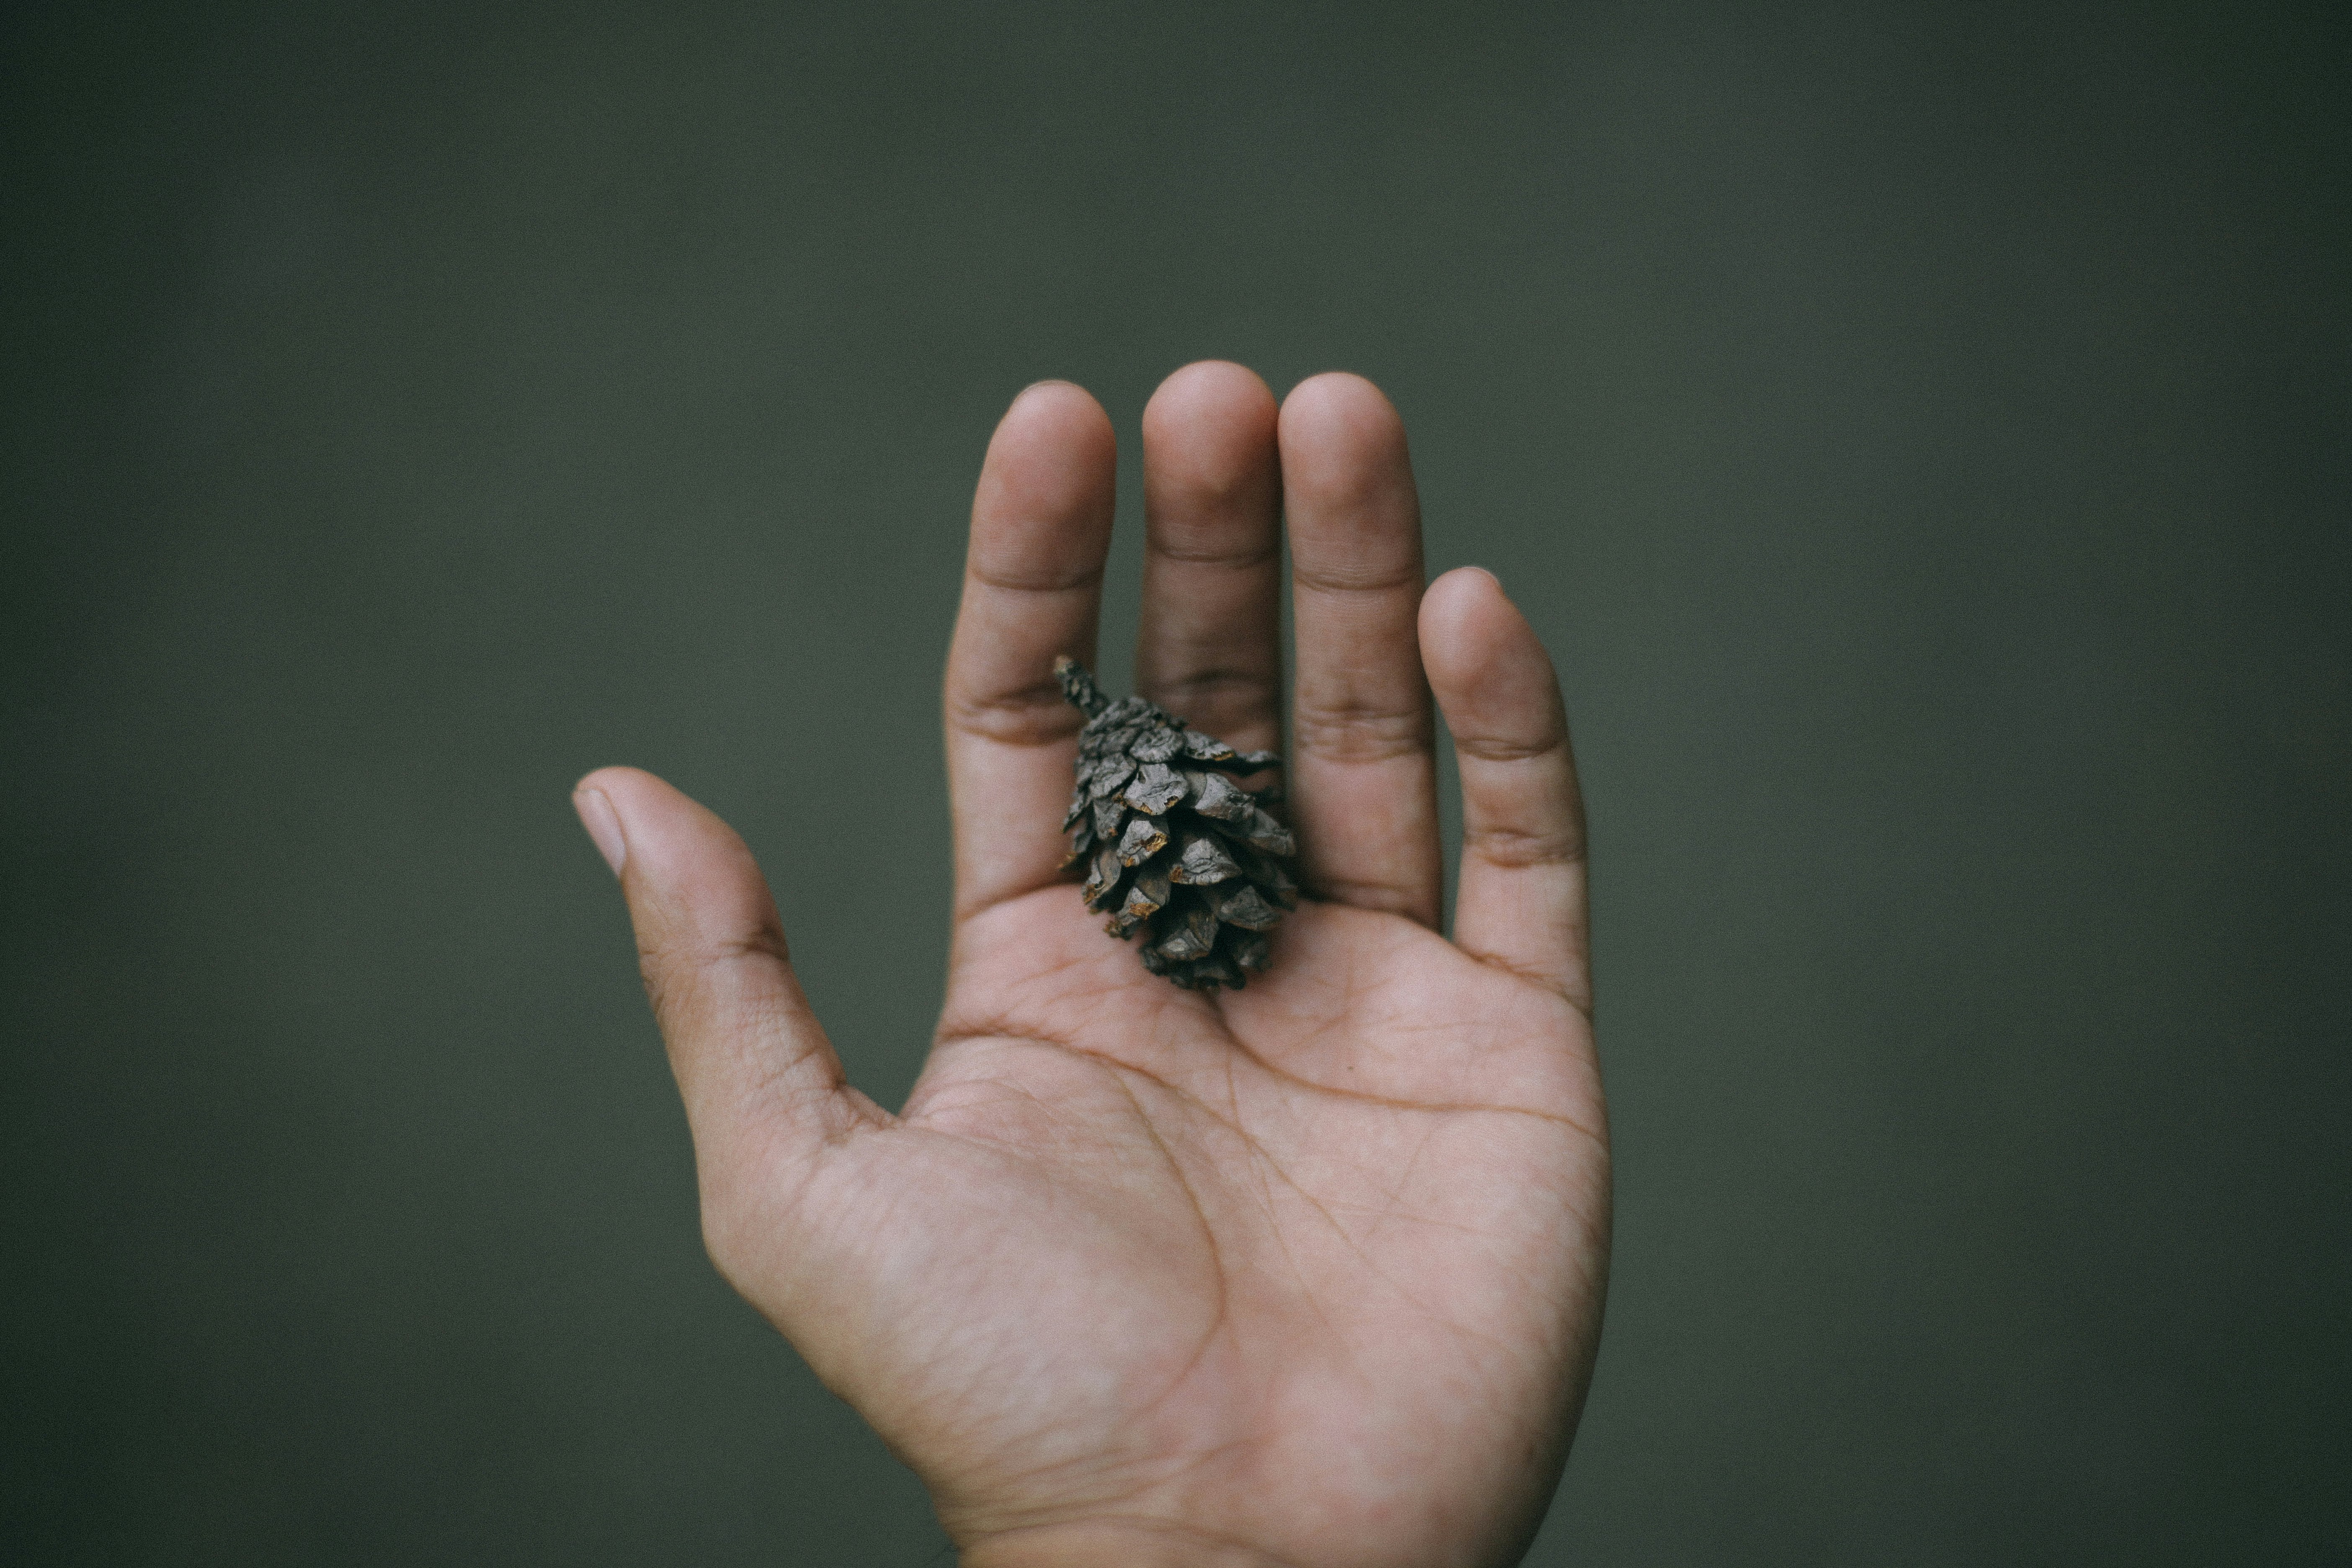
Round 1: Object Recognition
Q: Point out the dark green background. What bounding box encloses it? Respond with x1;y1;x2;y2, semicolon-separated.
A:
6;3;2345;1563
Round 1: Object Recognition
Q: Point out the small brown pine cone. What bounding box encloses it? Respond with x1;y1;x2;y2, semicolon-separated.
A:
1055;657;1297;990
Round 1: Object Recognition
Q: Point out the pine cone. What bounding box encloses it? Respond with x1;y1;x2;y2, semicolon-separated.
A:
1055;657;1298;990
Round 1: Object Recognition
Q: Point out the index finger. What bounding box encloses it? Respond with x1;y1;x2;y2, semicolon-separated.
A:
943;382;1117;921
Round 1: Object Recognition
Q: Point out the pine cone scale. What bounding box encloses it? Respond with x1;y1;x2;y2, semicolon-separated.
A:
1116;817;1168;866
1122;762;1188;815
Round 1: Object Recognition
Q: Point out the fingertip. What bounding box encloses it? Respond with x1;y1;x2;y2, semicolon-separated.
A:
995;378;1114;460
972;380;1117;588
1140;361;1280;524
575;767;691;878
1420;567;1562;743
1277;373;1407;490
1421;563;1506;624
1281;369;1396;424
1143;360;1277;441
572;780;628;876
566;767;763;908
1419;564;1515;669
575;763;659;803
571;767;678;864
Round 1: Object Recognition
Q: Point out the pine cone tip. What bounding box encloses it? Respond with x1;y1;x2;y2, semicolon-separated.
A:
1054;655;1110;718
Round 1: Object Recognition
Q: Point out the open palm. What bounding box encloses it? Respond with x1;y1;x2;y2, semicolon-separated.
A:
575;365;1607;1568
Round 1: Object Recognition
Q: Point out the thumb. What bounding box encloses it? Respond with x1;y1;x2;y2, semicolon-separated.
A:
572;766;879;1187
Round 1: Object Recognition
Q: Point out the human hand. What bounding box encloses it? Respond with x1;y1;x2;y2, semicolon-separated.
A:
573;363;1607;1567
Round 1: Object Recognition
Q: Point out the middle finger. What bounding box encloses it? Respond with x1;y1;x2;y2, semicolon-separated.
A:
1134;360;1286;757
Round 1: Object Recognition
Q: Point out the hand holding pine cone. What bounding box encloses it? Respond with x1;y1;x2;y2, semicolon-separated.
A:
1056;657;1298;989
575;372;1606;1568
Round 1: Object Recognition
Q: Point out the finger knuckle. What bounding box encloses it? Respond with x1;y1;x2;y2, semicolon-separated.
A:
966;560;1105;595
1148;524;1279;567
1291;559;1421;595
637;921;794;1033
946;683;1086;748
1148;666;1281;714
1465;820;1588;869
1292;698;1429;763
1454;730;1566;765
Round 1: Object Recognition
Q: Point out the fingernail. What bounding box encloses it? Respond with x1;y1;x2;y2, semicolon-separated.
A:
1463;565;1500;586
1019;378;1074;395
573;787;627;876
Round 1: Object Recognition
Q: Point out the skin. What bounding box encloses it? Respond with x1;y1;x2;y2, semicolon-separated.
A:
572;364;1607;1567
